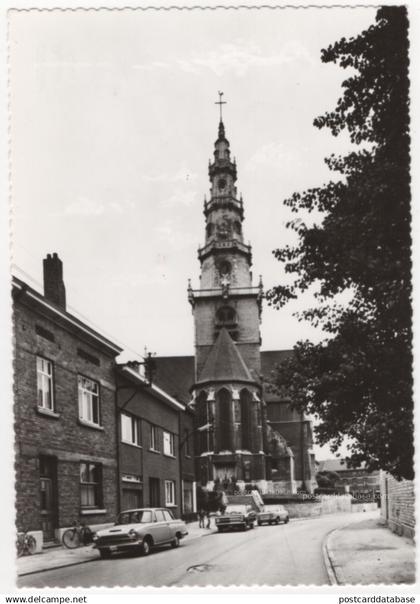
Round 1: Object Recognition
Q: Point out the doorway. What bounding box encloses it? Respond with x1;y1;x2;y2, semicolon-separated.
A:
149;477;160;507
39;455;58;542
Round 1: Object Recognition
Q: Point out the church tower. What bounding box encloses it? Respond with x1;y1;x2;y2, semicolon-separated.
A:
188;95;268;489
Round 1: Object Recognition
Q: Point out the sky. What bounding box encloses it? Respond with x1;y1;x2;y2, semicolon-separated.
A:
9;7;378;458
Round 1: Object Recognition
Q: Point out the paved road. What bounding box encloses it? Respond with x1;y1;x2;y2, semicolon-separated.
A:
18;512;367;588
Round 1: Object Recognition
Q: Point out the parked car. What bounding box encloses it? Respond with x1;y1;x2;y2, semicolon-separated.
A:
257;505;289;526
215;504;257;532
93;508;188;558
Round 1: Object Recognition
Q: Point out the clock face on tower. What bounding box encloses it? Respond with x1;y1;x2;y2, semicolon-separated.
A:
218;178;226;191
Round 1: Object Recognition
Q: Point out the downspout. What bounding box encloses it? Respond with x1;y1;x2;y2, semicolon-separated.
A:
178;410;183;519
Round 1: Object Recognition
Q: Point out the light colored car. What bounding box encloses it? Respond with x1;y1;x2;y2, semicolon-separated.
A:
215;504;257;532
93;508;188;558
257;505;289;526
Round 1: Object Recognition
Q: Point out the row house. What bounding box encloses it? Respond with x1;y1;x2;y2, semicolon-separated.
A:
115;363;196;520
13;254;197;548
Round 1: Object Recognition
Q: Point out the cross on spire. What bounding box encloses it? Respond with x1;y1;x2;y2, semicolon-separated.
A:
215;91;226;122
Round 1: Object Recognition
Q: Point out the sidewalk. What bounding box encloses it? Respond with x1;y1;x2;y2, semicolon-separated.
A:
17;522;216;577
326;515;415;585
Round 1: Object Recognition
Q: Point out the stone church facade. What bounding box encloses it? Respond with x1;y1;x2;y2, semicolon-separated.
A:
155;114;316;495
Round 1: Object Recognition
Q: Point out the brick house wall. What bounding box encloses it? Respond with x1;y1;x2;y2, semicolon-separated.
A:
116;367;189;519
13;274;122;544
380;471;414;539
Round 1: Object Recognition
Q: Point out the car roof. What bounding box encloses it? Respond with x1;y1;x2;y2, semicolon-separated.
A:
119;508;168;513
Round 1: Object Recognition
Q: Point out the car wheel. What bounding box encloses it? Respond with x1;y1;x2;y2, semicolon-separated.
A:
249;522;254;529
257;521;262;526
284;517;289;524
99;549;111;559
241;524;247;531
275;518;280;525
217;527;224;532
141;538;152;556
171;535;180;548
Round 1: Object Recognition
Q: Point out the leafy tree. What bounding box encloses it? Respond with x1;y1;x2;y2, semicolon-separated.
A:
316;471;341;489
267;7;412;479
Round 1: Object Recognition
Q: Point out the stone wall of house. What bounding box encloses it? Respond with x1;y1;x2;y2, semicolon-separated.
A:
380;471;414;539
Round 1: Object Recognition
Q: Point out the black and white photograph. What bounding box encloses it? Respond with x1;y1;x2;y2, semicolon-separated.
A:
2;0;416;594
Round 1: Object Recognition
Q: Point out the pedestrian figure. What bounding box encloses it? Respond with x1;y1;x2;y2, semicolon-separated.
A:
198;508;205;528
206;509;211;529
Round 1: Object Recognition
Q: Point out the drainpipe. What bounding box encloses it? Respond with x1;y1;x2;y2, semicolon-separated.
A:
178;410;183;519
300;412;305;490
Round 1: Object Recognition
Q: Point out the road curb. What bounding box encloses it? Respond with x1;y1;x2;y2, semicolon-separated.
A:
18;531;215;578
322;523;352;585
18;556;98;578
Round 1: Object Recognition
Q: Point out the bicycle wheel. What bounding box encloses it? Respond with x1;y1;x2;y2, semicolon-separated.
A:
26;535;37;555
16;537;24;558
62;528;80;549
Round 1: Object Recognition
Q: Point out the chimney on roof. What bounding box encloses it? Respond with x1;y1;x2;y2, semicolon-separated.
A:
43;253;66;309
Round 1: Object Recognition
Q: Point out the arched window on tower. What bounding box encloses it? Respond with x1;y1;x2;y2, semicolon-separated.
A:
215;305;238;340
216;305;237;326
217;388;233;451
240;389;253;451
218;260;231;277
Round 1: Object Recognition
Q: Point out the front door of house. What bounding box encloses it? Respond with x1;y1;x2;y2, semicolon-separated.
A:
149;477;160;507
39;456;57;542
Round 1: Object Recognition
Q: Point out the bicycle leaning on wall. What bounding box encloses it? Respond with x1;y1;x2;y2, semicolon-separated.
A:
16;529;37;557
62;520;94;549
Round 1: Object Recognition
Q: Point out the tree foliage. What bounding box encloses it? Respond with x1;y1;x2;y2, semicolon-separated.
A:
267;7;412;479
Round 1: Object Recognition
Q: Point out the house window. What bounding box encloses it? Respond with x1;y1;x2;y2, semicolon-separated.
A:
163;431;175;457
165;480;176;506
78;376;100;426
150;424;159;451
80;462;102;508
121;412;141;446
37;356;54;411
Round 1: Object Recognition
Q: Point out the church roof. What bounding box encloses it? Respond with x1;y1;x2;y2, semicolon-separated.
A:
154;348;293;404
196;328;254;385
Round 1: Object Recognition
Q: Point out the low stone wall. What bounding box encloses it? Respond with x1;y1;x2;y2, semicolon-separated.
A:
265;494;353;518
380;471;414;539
351;502;378;513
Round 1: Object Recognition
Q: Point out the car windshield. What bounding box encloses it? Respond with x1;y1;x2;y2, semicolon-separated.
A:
226;505;248;514
117;510;153;525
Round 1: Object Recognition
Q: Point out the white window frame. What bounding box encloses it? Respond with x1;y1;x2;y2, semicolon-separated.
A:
121;412;141;446
78;375;100;426
165;480;176;506
163;431;175;457
37;356;54;411
80;462;102;508
36;355;55;412
150;424;159;452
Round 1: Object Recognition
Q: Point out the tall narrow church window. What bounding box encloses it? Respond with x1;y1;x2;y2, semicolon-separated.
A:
218;388;232;451
196;391;208;453
206;223;214;238
240;389;253;451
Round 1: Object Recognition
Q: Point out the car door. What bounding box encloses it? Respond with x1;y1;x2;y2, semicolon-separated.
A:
163;509;178;537
152;509;171;544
